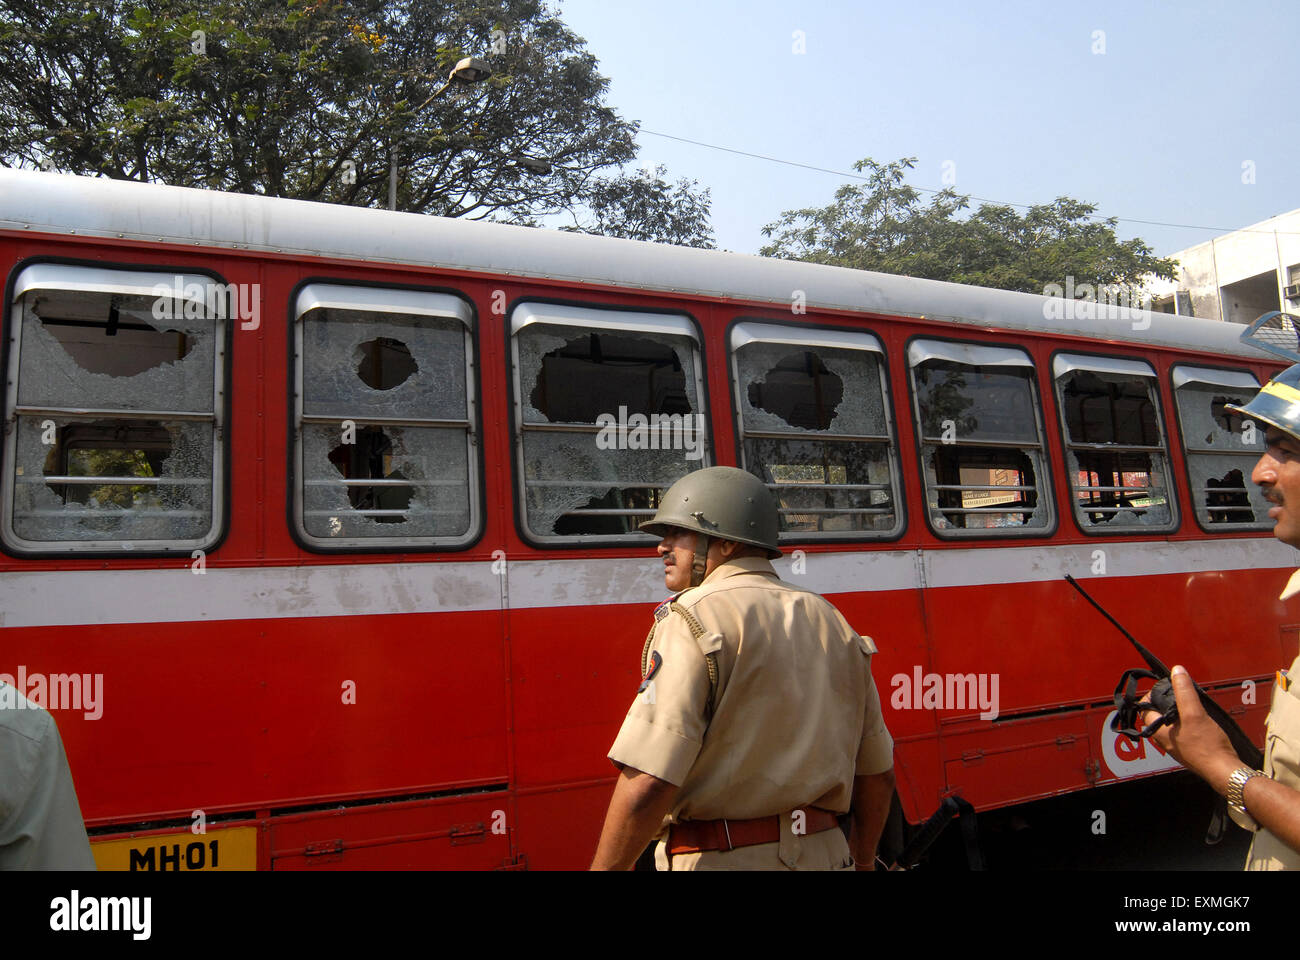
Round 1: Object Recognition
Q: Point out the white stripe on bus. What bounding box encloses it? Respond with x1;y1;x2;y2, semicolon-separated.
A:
0;537;1293;629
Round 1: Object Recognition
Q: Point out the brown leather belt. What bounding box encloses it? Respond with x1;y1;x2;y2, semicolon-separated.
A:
667;808;842;855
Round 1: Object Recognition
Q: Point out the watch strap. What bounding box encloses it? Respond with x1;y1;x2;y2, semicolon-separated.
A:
1226;767;1267;831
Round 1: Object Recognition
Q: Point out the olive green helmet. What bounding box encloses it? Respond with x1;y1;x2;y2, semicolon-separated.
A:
639;466;781;559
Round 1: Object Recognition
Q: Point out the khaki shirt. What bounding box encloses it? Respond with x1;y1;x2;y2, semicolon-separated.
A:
1245;569;1300;870
608;557;893;869
0;682;96;869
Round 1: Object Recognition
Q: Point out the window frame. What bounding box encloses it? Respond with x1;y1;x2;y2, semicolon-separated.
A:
0;257;230;558
1169;362;1270;533
289;279;482;553
508;298;711;549
1050;350;1180;536
905;335;1057;540
727;317;905;544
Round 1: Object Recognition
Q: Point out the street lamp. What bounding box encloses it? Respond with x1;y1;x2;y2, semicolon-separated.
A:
516;156;552;175
388;57;493;211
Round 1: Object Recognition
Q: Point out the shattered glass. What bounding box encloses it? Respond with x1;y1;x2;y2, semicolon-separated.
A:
518;330;573;423
298;308;473;542
914;362;1038;443
736;344;887;437
1060;371;1159;446
1064;449;1173;529
13;416;213;542
514;322;704;538
517;325;699;425
521;430;695;539
908;357;1049;534
921;445;1049;531
302;310;467;420
734;345;897;535
1057;372;1175;530
1174;383;1268;528
7;285;220;547
744;438;896;533
1186;454;1269;527
18;294;215;413
1174;384;1263;452
302;424;470;539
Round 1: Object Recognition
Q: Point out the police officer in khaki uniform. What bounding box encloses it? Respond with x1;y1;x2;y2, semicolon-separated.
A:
1144;365;1300;869
590;467;896;871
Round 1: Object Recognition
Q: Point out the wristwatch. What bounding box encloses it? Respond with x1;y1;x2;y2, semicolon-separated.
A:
1226;767;1267;831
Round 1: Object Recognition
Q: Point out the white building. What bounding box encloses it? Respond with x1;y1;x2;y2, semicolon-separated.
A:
1150;208;1300;323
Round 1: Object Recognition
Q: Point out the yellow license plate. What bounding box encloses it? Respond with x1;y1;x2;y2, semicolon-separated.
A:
92;826;257;871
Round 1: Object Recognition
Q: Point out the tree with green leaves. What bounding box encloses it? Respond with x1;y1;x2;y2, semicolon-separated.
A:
0;0;713;245
760;157;1176;295
560;163;713;248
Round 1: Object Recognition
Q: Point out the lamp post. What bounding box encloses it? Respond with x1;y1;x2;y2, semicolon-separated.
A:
388;56;493;211
515;156;551;175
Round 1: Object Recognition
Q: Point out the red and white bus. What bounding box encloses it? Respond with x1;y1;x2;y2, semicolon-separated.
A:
0;168;1290;869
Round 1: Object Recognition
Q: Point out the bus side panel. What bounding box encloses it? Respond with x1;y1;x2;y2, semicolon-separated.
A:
919;565;1283;810
4;619;263;821
891;737;944;824
251;608;508;807
940;711;1096;810
269;793;512;869
508;602;643;788
6;608;507;824
513;782;613;869
922;569;1283;721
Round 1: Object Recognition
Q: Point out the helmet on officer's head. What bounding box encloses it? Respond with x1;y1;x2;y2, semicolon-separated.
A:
1226;364;1300;442
640;466;782;559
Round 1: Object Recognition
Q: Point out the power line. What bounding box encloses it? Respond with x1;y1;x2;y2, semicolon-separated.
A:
639;128;1296;238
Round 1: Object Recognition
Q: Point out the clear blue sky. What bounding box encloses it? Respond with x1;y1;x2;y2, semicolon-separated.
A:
554;0;1300;257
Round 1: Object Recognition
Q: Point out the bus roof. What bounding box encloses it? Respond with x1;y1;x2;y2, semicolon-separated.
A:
0;168;1273;362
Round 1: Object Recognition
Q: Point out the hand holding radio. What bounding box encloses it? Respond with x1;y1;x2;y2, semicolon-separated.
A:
1140;666;1240;791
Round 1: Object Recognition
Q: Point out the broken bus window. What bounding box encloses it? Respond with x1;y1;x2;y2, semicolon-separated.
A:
1171;366;1269;530
909;341;1051;534
1054;355;1175;531
732;325;901;537
513;303;707;542
3;265;221;551
295;284;476;547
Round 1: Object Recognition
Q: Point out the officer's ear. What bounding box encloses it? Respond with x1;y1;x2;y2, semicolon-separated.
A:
717;539;758;560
